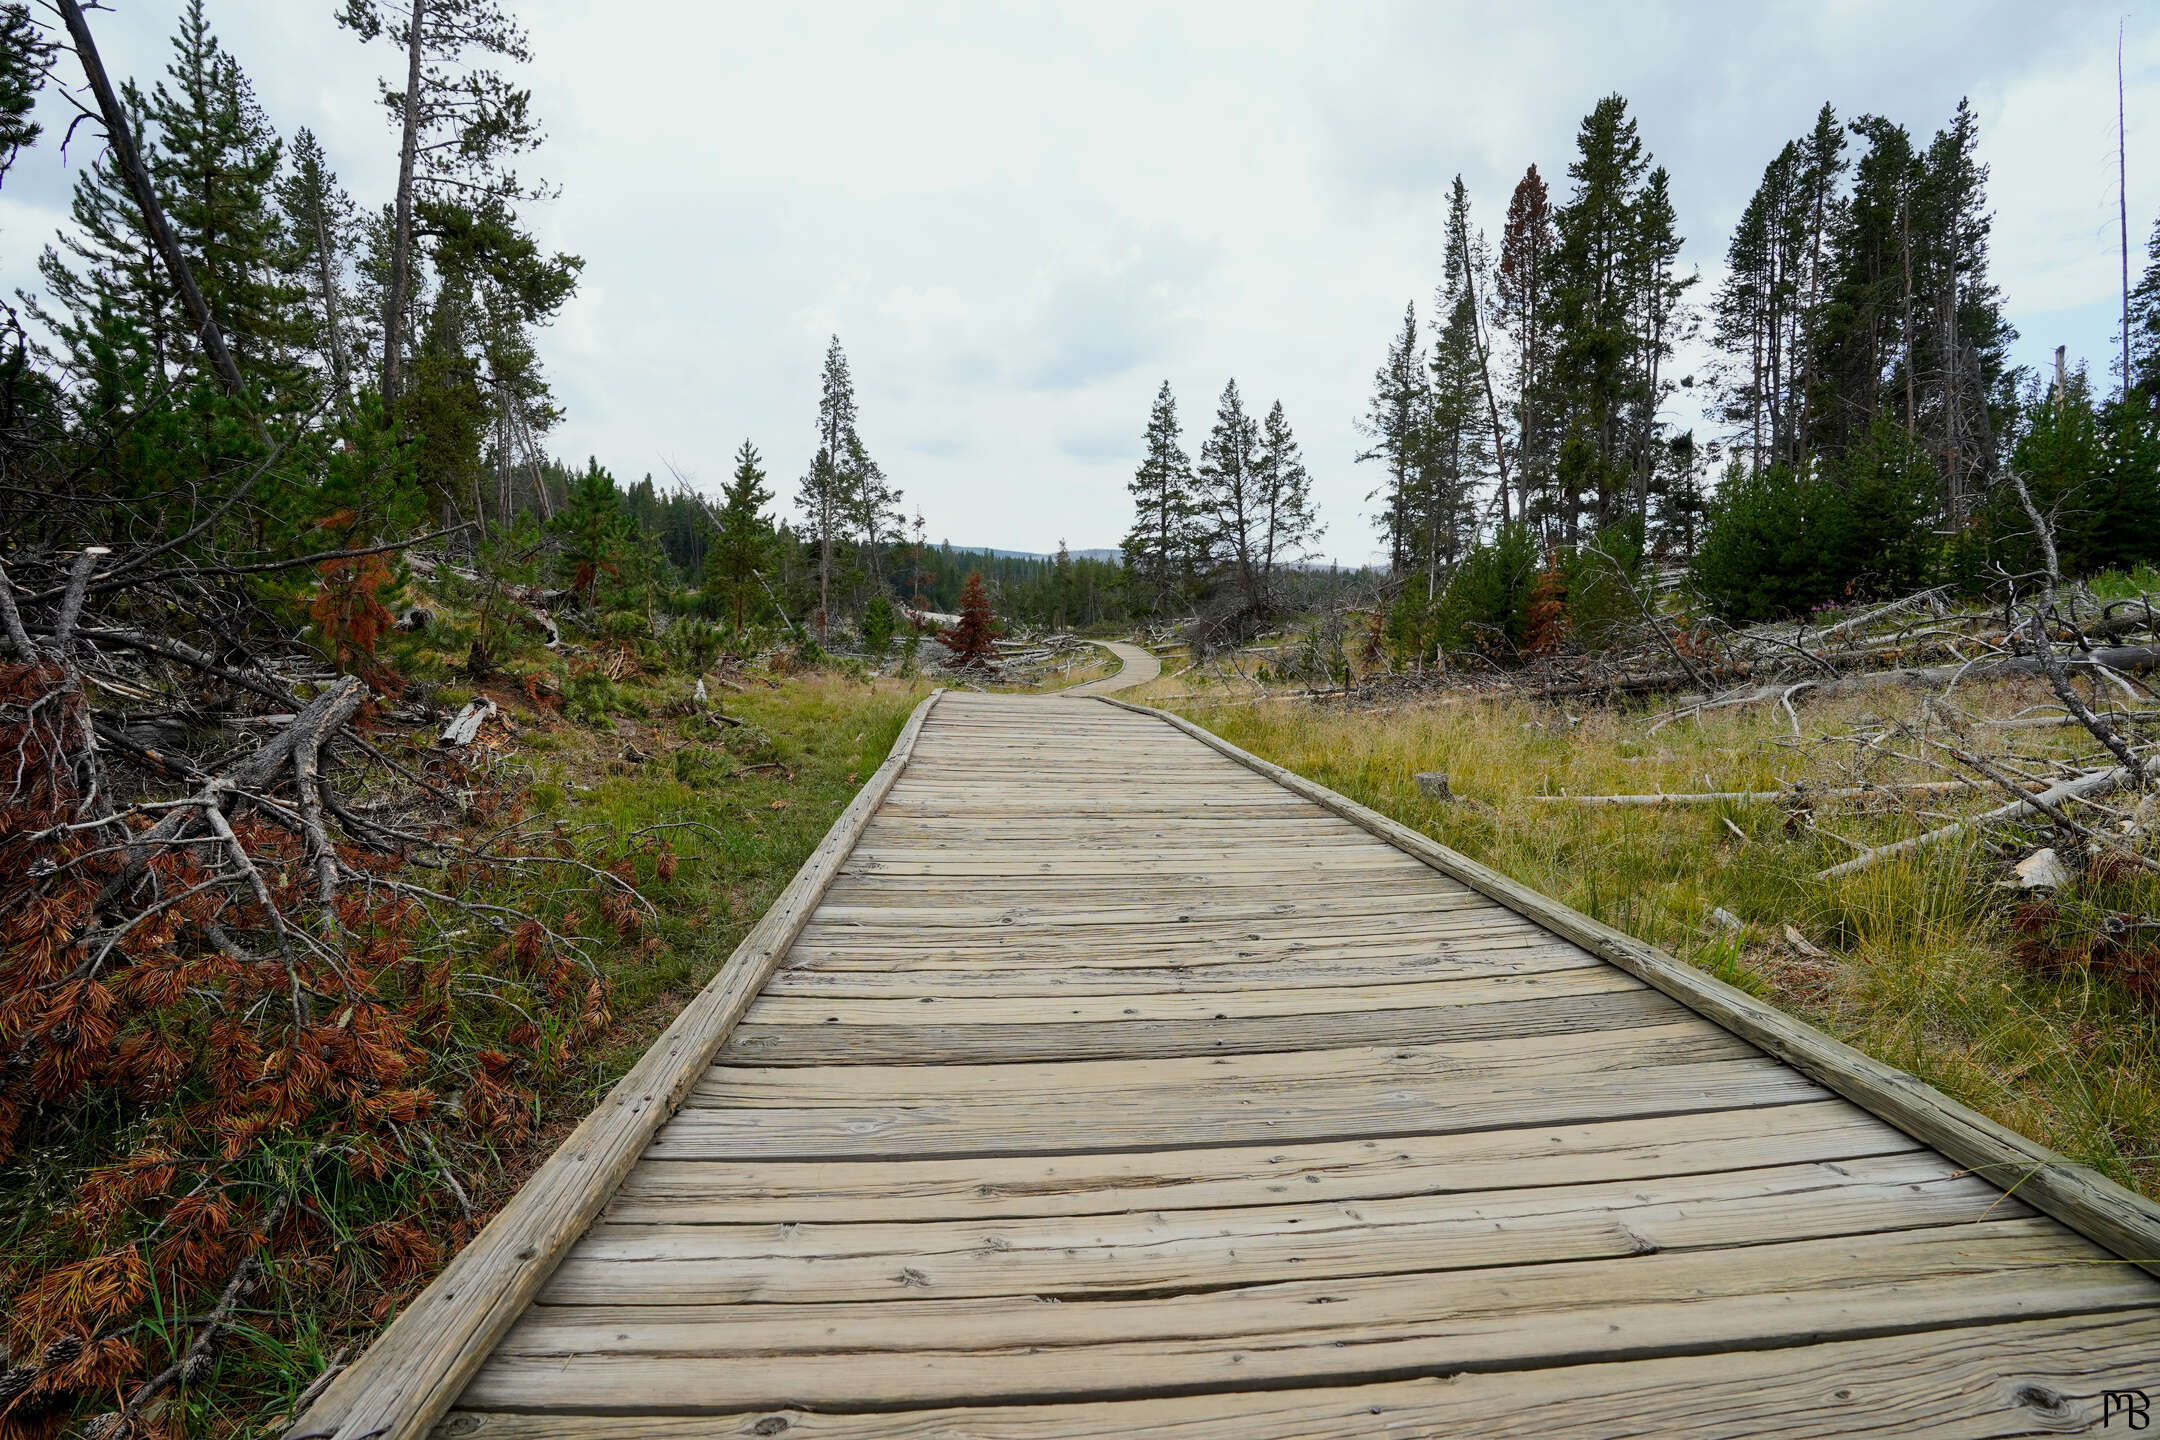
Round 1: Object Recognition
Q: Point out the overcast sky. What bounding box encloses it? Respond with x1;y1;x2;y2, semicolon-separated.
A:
4;2;2155;562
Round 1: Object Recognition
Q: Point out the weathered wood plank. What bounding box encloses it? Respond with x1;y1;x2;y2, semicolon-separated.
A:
764;942;1599;991
603;1099;1918;1224
720;988;1689;1064
475;1221;2153;1412
697;1021;1750;1106
540;1153;2016;1305
654;1058;1821;1158
740;967;1643;1025
437;1309;2160;1437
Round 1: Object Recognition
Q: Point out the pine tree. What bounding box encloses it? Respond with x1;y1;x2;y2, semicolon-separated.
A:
1052;538;1072;631
1255;399;1321;589
148;0;304;385
1195;378;1264;611
338;0;547;404
843;424;901;598
1496;165;1558;534
32;82;175;385
554;456;629;602
707;440;774;632
0;2;51;188
2132;212;2160;408
1551;93;1649;537
1121;380;1196;614
1913;97;2013;519
1652;431;1708;559
406;266;487;520
1429;177;1492;593
798;335;858;633
1624;166;1691;516
1714;143;1800;474
1357;304;1430;574
278;127;361;401
1444;175;1513;518
1816;114;1921;458
1791;103;1849;463
796;445;846;636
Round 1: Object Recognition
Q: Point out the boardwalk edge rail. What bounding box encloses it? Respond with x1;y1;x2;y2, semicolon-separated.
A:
1097;693;2160;1280
286;690;945;1440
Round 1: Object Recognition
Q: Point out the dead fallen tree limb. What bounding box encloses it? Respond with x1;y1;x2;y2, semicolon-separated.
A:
1819;755;2160;880
1646;645;2160;723
1532;781;1976;808
1808;586;1952;642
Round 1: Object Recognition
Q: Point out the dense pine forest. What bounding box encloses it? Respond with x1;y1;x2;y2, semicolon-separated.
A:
1121;92;2160;664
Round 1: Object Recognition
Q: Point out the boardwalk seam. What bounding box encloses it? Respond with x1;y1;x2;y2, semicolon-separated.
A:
1095;693;2160;1280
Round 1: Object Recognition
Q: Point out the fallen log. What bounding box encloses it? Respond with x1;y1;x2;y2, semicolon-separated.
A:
1591;644;2160;708
1982;709;2160;731
1531;781;1976;808
1819;755;2160;880
1807;645;2160;698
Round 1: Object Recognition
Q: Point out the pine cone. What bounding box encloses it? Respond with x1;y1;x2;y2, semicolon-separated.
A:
0;1366;34;1402
81;1414;124;1439
181;1346;216;1386
41;1334;84;1367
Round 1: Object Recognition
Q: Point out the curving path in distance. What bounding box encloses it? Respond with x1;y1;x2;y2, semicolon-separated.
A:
1063;638;1162;695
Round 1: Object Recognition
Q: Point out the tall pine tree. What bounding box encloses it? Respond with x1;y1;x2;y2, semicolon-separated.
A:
1357;304;1430;574
707;439;775;632
152;3;299;363
1496;165;1558;533
1121;379;1196;614
1195;378;1263;611
1551;93;1649;537
797;336;859;633
1255;399;1321;585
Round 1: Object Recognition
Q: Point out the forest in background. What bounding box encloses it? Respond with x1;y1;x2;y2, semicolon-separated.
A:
1110;91;2160;666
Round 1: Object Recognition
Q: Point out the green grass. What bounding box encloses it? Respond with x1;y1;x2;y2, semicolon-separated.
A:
1157;679;2160;1198
529;672;926;1096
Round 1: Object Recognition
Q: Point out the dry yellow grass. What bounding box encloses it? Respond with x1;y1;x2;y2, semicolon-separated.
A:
1134;671;2160;1197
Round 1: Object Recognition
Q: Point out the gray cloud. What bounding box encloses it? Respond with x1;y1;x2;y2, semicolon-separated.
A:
6;0;2154;562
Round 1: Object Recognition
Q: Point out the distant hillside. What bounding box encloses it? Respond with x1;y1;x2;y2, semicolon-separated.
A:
951;546;1122;564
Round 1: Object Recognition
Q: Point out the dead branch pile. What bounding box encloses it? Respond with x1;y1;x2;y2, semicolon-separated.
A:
1494;576;2160;720
0;542;654;1434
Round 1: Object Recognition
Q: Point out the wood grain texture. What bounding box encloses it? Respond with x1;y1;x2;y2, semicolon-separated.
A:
1100;693;2160;1279
600;1099;1920;1224
436;1310;2160;1437
475;1220;2153;1411
541;1153;2017;1306
718;988;1687;1064
284;691;946;1440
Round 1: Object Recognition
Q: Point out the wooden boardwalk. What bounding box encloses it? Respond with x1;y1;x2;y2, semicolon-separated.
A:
300;690;2160;1440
